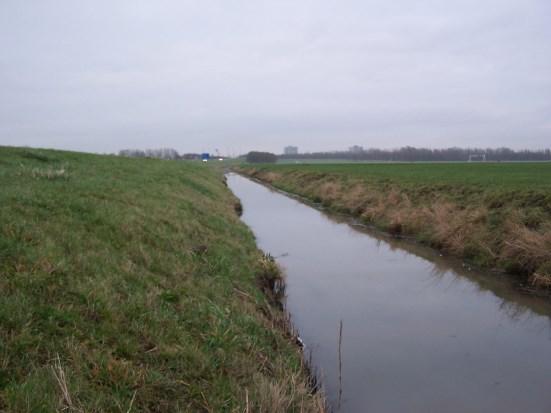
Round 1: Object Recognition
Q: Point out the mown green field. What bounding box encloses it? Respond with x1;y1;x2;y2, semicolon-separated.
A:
257;162;551;190
240;162;551;284
0;147;323;412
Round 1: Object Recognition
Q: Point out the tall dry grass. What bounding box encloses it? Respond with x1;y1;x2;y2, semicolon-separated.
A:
242;168;551;288
247;373;326;413
503;221;551;285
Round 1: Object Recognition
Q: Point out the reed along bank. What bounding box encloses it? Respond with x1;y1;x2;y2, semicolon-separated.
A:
0;146;325;412
238;162;551;289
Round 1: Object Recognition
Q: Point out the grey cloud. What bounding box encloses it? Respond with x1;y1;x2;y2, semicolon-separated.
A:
1;0;550;154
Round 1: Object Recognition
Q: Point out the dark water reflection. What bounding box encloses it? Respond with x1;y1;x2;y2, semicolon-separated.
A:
227;174;551;413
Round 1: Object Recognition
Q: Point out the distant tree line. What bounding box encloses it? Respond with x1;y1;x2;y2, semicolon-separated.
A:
246;151;278;163
118;148;203;160
279;147;551;162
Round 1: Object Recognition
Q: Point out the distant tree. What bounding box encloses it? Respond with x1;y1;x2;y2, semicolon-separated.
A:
182;153;201;160
119;148;180;160
246;151;277;163
119;149;146;157
278;146;551;162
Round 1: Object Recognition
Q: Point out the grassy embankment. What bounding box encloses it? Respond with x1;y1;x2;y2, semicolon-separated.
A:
239;163;551;287
0;147;324;412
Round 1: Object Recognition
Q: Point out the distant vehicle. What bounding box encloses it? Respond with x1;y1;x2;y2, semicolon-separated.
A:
201;153;210;162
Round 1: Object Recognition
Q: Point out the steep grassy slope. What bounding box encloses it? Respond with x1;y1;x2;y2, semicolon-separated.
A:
239;163;551;287
0;147;323;412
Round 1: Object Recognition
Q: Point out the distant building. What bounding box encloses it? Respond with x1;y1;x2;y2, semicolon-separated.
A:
284;146;299;155
349;145;364;153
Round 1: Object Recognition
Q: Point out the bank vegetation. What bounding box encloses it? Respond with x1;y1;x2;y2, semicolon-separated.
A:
239;163;551;289
0;147;325;412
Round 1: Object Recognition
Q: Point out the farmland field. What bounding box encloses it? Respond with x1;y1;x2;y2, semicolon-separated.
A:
255;162;551;190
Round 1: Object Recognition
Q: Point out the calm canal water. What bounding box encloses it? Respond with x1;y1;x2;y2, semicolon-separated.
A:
227;173;551;413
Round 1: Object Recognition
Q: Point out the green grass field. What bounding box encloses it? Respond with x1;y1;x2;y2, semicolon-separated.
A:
259;162;551;190
0;147;323;412
240;162;551;284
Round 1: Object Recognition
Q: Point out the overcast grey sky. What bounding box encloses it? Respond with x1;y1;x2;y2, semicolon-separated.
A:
1;1;550;155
